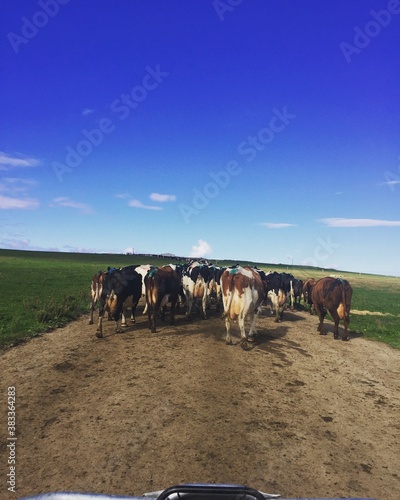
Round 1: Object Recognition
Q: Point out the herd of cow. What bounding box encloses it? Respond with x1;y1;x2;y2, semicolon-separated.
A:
89;260;353;345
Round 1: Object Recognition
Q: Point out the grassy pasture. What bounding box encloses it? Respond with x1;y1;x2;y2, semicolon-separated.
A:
0;249;399;349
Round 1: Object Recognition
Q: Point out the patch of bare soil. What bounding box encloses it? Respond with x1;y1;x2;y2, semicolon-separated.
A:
1;303;400;500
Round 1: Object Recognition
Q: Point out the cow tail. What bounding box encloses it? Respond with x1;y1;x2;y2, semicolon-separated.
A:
221;277;234;320
340;279;348;317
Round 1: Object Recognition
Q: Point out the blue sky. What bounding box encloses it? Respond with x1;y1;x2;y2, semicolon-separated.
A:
1;0;400;276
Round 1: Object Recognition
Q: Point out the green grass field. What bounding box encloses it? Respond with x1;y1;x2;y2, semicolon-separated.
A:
0;249;399;349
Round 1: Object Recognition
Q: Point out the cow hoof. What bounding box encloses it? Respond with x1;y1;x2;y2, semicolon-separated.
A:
319;332;327;336
247;336;256;343
240;339;251;350
342;336;349;341
95;332;103;339
88;320;93;325
226;339;233;345
334;334;339;340
151;328;156;333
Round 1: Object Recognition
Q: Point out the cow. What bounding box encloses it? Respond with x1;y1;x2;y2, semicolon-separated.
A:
144;265;181;333
221;266;265;345
292;278;304;309
302;278;316;312
134;264;152;314
208;265;224;312
96;266;142;338
263;271;287;322
89;271;105;325
311;277;353;340
267;288;287;322
181;261;212;319
280;272;295;309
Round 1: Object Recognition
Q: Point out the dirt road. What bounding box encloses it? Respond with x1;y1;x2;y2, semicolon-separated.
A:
1;304;400;500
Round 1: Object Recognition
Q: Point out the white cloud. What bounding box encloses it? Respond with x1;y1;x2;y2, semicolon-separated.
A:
149;193;177;202
190;239;212;258
0;195;39;210
0;151;40;170
128;199;163;211
320;218;400;228
51;197;94;215
259;222;296;229
115;193;131;199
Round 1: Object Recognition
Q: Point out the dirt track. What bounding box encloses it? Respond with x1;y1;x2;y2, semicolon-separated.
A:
1;303;400;500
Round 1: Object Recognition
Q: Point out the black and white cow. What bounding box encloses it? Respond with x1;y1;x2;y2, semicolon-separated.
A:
263;271;287;322
96;266;142;338
181;261;212;319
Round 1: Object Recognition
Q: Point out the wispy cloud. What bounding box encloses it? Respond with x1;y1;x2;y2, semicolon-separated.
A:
115;193;131;199
0;151;40;170
190;239;212;257
0;195;39;210
149;193;177;202
381;180;400;187
51;197;94;215
82;108;95;116
259;222;297;229
320;218;400;227
128;199;163;211
0;177;39;210
0;178;38;195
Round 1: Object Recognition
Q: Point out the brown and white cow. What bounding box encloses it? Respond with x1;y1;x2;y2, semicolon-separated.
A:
311;277;353;340
221;266;265;345
144;265;181;333
89;271;106;325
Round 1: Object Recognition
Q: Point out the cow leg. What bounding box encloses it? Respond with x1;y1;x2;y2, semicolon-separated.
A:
341;314;350;341
130;296;140;324
89;300;95;325
277;307;281;322
169;294;178;325
225;317;232;345
96;304;105;338
247;313;257;341
330;310;340;339
315;306;327;335
148;307;157;333
202;293;208;319
238;312;247;340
